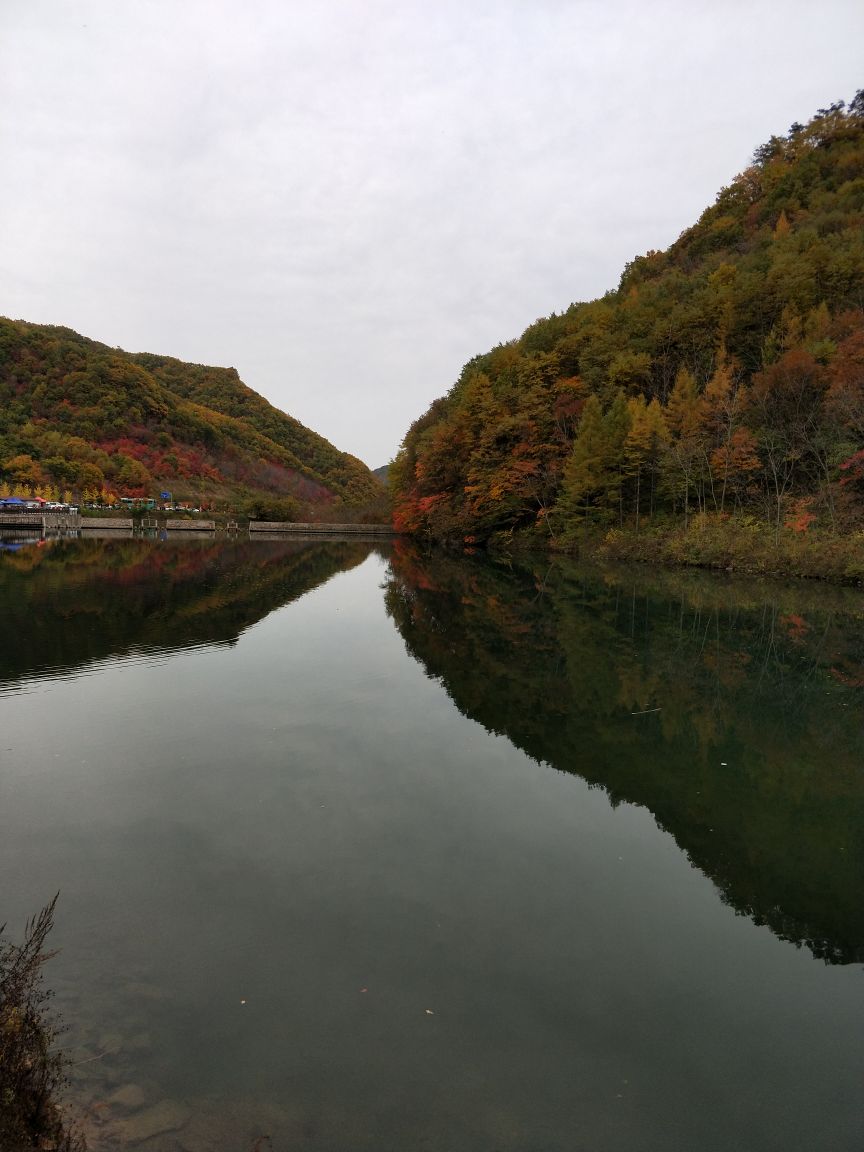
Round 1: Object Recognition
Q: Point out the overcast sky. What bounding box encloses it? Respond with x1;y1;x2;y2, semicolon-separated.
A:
2;1;862;467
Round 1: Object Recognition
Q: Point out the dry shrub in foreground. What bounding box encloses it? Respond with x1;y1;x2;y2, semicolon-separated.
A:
0;895;85;1151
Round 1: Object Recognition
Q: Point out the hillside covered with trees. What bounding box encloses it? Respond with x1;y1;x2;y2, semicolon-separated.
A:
0;321;384;517
392;93;864;573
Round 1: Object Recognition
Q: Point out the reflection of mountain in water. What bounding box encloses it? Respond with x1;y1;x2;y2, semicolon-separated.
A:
0;537;377;690
385;544;864;965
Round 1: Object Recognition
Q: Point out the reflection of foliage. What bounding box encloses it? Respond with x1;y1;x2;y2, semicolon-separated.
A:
0;897;85;1152
385;543;864;963
0;538;374;690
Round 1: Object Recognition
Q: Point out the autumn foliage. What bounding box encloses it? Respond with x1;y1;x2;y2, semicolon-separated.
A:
392;94;864;550
0;323;383;515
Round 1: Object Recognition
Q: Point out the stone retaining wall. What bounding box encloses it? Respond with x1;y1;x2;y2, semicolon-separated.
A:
248;521;393;534
0;512;46;528
166;519;216;531
80;518;134;530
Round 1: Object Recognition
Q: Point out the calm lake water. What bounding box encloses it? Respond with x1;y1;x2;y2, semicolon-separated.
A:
1;536;862;1151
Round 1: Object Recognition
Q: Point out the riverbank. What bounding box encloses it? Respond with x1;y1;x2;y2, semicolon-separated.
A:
553;515;864;585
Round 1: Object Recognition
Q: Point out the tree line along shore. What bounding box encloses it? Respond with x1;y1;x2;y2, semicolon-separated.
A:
390;94;864;583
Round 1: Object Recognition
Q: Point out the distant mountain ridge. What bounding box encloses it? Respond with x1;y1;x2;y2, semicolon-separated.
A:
0;319;383;514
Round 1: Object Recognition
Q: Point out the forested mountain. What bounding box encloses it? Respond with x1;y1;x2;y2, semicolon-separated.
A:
0;320;382;515
392;94;864;551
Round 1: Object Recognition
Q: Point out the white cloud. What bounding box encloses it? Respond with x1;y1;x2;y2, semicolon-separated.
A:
2;0;862;465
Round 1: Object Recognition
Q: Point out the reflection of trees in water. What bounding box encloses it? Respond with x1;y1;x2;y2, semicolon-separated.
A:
0;537;377;689
385;543;864;964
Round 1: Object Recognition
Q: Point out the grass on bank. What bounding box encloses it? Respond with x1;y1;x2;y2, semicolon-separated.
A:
565;513;864;584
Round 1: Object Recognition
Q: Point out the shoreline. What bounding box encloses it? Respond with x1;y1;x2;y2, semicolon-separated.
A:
476;515;864;587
